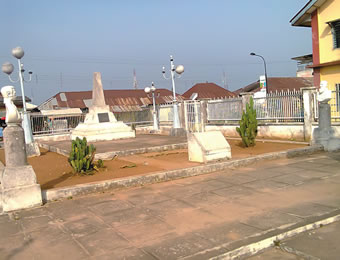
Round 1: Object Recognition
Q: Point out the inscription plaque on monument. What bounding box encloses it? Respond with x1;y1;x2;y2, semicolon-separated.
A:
98;113;110;123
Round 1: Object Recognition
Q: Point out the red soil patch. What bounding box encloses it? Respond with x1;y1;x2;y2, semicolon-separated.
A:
0;139;307;190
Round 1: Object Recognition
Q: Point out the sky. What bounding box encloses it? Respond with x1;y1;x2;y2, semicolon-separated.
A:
0;0;311;105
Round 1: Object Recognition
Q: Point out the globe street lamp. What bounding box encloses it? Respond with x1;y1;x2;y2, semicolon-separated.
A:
162;55;184;131
2;47;38;155
144;82;160;131
250;52;269;94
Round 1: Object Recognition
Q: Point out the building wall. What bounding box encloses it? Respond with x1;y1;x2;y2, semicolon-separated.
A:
318;0;340;64
297;69;313;78
317;0;340;119
320;64;340;89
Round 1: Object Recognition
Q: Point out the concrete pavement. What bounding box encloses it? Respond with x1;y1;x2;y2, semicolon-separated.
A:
38;134;188;158
249;220;340;259
1;151;340;259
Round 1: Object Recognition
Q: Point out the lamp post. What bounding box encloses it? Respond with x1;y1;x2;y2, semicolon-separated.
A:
2;47;35;147
144;82;160;131
162;55;184;130
250;52;269;94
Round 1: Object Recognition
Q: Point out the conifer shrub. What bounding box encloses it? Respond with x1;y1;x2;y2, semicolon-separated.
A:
236;97;258;147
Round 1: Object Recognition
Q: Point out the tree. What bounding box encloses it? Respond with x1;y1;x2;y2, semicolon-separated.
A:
236;97;258;147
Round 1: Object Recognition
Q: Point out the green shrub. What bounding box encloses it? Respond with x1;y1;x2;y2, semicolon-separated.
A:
68;137;96;175
236;97;258;147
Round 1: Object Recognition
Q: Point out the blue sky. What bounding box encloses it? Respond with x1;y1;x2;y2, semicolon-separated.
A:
0;0;311;105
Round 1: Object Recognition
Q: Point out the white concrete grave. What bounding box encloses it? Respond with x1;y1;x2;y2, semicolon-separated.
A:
188;131;231;163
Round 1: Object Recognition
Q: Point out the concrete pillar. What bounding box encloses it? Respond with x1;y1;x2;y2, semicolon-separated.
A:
169;102;187;137
1;125;42;212
4;125;28;167
313;102;340;151
301;87;316;142
178;102;186;129
319;102;331;130
200;100;207;132
240;92;254;111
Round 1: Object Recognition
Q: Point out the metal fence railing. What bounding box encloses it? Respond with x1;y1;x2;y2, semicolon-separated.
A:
30;113;86;135
253;90;304;123
207;98;242;123
313;90;340;122
30;110;155;136
184;100;203;132
114;108;152;125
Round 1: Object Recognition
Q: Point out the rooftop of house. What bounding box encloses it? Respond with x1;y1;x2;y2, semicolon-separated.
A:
291;54;313;64
0;94;32;108
234;77;314;95
290;0;327;27
182;82;236;100
39;89;184;112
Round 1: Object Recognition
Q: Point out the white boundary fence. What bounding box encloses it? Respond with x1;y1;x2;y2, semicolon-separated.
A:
205;90;304;124
313;90;340;122
207;98;242;122
29;87;340;138
158;103;173;125
184;100;203;132
253;90;304;123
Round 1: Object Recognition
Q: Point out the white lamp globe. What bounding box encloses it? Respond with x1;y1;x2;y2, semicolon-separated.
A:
175;65;184;74
2;62;14;75
144;87;151;93
12;47;25;59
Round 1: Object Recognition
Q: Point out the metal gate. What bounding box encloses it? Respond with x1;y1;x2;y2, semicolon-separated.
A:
184;100;204;132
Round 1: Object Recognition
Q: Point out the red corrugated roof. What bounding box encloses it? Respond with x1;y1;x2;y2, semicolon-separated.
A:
182;83;236;100
40;89;184;112
234;77;314;95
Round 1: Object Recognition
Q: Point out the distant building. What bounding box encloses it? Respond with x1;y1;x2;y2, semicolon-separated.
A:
39;89;184;112
182;82;236;100
290;0;340;89
234;77;313;96
291;54;314;77
0;95;32;117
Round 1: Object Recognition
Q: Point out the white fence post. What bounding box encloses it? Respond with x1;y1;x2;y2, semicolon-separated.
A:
301;87;317;142
201;100;207;132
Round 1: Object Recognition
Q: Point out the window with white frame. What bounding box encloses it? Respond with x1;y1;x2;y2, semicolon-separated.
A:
328;19;340;49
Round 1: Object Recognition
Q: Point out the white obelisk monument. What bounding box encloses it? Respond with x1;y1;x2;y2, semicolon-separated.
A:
71;72;135;142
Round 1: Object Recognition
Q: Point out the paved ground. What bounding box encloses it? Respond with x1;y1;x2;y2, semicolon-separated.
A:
39;134;187;154
249;220;340;259
1;151;340;260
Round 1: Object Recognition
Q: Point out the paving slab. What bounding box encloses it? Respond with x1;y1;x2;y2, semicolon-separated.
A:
39;134;187;157
251;217;340;260
0;151;340;259
248;247;302;259
280;220;340;260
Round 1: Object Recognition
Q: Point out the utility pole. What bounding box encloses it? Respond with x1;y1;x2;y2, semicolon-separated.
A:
222;71;228;90
133;69;138;89
60;72;63;90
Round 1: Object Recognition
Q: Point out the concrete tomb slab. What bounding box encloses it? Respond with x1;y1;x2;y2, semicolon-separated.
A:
188;131;231;163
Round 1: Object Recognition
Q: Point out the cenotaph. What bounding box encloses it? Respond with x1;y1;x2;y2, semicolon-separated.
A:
0;85;42;212
71;72;135;142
